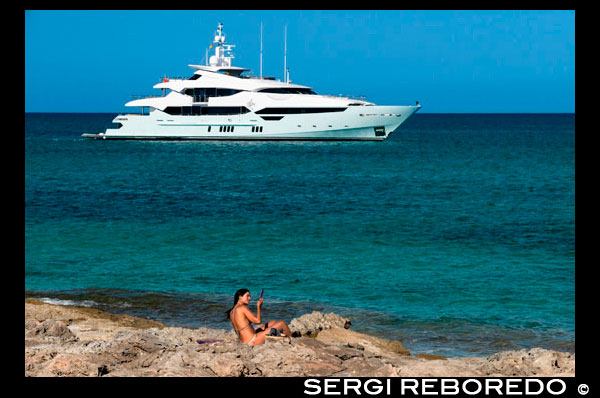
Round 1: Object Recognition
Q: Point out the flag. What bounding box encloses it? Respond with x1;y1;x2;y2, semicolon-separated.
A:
209;43;215;49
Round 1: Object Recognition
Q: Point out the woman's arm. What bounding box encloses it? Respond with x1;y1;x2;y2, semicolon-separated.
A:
242;298;263;324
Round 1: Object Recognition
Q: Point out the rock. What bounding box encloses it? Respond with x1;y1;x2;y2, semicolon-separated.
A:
38;353;98;377
416;353;447;361
25;319;78;343
315;327;410;357
24;300;574;377
481;348;575;377
332;356;402;377
289;311;351;337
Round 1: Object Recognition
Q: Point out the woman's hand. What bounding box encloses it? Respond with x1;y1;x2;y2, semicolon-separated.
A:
257;298;264;308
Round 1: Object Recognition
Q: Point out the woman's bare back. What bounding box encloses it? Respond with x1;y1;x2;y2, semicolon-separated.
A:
230;305;258;344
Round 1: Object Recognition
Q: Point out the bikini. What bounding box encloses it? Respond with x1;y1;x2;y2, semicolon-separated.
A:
231;305;267;345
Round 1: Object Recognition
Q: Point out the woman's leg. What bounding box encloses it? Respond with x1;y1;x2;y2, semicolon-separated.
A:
249;320;293;345
267;320;292;337
248;328;270;346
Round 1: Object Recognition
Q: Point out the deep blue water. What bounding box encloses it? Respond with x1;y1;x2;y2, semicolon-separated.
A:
25;112;575;357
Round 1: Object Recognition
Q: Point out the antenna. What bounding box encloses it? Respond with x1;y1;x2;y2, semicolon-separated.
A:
260;22;263;78
284;25;287;83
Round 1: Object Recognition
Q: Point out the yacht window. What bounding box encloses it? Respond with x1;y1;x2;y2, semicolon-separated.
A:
184;88;205;102
163;106;250;116
183;88;242;102
204;88;216;99
203;106;250;115
255;107;346;114
257;87;317;94
216;88;240;97
164;107;182;115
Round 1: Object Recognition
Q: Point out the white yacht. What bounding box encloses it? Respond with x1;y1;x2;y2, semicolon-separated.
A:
84;23;421;141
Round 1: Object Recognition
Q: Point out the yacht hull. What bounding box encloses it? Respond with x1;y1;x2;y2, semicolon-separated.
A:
99;105;420;141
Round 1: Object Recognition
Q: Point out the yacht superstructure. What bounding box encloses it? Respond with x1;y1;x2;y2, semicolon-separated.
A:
84;23;420;141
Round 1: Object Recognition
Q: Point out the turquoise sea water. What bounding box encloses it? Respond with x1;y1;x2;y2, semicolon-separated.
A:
25;113;574;357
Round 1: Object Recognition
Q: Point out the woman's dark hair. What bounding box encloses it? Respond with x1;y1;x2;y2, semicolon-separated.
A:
224;288;249;321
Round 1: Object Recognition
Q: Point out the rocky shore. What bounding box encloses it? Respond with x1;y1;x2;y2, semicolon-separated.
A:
25;299;574;377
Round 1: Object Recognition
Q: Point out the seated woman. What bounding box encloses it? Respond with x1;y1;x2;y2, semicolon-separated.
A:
226;288;292;346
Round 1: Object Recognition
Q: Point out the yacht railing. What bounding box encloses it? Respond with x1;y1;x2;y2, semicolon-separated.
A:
130;94;164;100
243;76;277;80
348;95;367;101
323;94;367;101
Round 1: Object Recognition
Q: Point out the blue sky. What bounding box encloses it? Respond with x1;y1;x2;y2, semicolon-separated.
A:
25;10;575;113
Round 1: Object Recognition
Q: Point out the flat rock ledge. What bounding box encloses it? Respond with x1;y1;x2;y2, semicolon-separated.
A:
25;299;574;377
